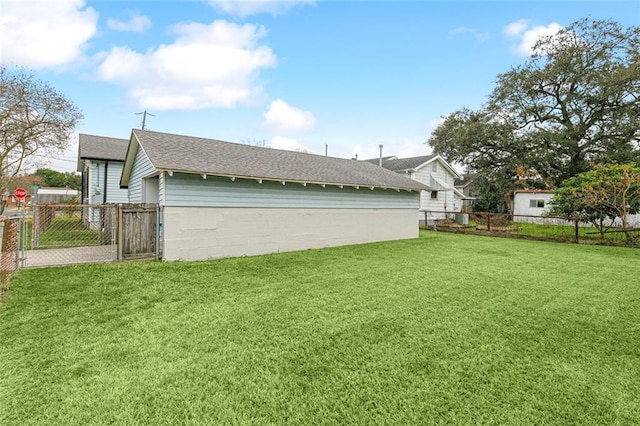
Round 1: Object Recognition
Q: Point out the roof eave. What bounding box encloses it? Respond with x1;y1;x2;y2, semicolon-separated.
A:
158;168;427;192
120;131;142;188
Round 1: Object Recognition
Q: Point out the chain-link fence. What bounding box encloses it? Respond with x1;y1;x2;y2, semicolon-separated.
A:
0;216;20;302
421;210;640;248
24;204;118;267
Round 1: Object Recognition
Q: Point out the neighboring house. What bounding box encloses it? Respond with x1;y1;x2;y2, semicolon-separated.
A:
77;134;129;229
366;154;468;223
453;173;479;212
77;134;129;205
5;193;33;207
120;129;429;261
513;189;640;226
34;187;79;204
512;190;554;222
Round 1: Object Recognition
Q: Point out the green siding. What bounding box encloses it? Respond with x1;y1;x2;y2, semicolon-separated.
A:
165;173;418;209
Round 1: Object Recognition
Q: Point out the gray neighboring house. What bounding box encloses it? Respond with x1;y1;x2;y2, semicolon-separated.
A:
120;129;429;261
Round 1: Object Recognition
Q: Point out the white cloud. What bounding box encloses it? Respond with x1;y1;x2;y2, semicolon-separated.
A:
450;26;490;42
263;99;316;132
503;19;529;38
95;20;276;110
107;11;151;33
207;0;315;17
503;20;563;56
0;0;98;68
271;136;314;153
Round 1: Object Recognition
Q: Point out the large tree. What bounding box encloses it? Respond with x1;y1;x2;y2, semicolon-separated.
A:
0;66;83;196
429;18;640;210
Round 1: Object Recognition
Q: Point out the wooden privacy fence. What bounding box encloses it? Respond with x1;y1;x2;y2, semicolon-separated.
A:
118;204;159;260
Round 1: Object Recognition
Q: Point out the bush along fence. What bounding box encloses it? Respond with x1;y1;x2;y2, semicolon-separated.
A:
420;210;640;248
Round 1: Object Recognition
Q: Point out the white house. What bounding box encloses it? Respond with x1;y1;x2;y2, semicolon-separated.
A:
34;187;79;204
512;190;555;222
366;155;468;224
513;189;640;226
120;130;429;261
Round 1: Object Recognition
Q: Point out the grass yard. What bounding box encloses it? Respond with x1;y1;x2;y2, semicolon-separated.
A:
27;214;105;249
1;232;639;425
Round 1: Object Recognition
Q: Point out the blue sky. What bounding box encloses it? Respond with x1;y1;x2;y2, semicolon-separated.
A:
2;0;639;173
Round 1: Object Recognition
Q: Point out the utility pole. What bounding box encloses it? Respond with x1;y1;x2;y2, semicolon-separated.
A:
136;110;156;130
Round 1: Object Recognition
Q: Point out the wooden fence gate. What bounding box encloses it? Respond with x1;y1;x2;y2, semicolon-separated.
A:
118;204;160;260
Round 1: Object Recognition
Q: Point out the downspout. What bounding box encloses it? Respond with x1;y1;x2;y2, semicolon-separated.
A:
103;162;108;204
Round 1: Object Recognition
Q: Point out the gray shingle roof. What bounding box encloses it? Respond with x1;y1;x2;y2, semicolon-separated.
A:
364;156;397;165
131;130;430;191
78;134;129;161
376;155;438;172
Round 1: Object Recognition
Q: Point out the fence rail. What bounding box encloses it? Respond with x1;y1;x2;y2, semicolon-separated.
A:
421;210;640;248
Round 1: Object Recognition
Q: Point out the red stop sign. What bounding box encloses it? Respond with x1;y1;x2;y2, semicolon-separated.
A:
13;187;27;200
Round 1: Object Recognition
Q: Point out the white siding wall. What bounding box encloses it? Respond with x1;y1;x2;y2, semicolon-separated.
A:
89;161;106;205
163;207;418;261
88;160;129;204
513;192;554;221
105;162;128;203
164;173;418;209
128;146;156;203
412;160;460;219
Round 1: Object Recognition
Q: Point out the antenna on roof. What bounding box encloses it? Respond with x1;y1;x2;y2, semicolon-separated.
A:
135;110;156;130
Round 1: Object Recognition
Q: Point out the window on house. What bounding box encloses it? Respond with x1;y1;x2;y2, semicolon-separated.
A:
431;191;438;199
432;162;438;172
529;199;545;208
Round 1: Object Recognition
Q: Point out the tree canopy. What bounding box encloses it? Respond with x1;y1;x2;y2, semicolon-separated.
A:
34;168;81;190
0;66;83;196
428;18;640;211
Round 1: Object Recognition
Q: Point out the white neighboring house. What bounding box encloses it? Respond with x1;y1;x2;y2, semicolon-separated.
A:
512;190;554;222
366;155;468;224
34;187;79;204
513;189;640;227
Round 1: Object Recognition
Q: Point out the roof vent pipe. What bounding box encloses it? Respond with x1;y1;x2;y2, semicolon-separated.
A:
379;144;383;167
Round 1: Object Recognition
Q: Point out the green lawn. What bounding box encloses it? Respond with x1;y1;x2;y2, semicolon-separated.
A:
1;232;639;425
31;214;104;249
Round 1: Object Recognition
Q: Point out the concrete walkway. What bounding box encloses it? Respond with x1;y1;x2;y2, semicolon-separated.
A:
23;245;117;268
